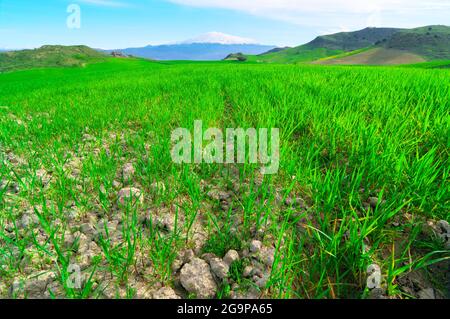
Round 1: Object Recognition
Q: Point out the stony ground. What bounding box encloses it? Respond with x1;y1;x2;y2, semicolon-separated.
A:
0;127;289;299
1;126;448;299
1;60;449;299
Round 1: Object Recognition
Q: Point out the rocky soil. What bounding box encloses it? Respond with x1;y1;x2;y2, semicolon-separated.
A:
0;124;448;299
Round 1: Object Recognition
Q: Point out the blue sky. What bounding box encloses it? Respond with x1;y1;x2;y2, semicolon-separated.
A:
0;0;449;49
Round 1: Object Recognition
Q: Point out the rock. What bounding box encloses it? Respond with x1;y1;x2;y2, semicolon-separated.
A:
180;258;217;299
77;241;101;269
243;266;253;278
117;187;143;205
260;247;275;267
152;213;181;233
122;163;135;182
201;253;218;264
437;220;450;234
436;220;450;248
209;258;229;279
153;287;181;299
254;275;269;288
9;280;22;298
20;212;39;229
191;229;208;255
172;249;195;272
11;271;56;299
251;267;263;278
44;281;64;299
171;259;183;273
76;233;91;253
63;230;76;247
250;240;262;253
223;250;239;266
96;220;119;239
182;249;195;263
66;208;79;221
368;288;387;299
418;288;435;299
79;223;96;238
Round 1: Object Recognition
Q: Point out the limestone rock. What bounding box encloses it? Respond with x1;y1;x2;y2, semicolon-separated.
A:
180;258;217;299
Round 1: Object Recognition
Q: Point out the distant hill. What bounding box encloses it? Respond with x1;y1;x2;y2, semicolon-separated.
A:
0;45;107;72
262;47;291;54
103;32;275;61
380;25;450;60
248;25;450;65
103;43;275;61
317;25;450;65
307;27;403;51
248;27;402;63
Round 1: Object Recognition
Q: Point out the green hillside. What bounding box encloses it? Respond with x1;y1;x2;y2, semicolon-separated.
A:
381;25;450;60
0;45;108;72
307;27;402;51
246;27;403;64
317;25;450;65
249;25;450;65
247;46;344;64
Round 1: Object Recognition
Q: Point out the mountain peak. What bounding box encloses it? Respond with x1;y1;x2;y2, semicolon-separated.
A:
182;32;258;45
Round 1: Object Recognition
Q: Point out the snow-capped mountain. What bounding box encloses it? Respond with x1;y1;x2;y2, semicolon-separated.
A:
103;32;275;61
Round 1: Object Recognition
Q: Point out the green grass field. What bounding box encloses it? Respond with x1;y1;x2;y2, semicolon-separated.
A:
0;58;449;299
246;46;344;64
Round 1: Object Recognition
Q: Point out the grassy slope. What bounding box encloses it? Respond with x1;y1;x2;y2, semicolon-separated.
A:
246;46;344;64
0;59;448;299
0;45;108;72
317;25;450;66
382;25;450;60
251;25;449;65
315;48;426;65
247;27;403;64
306;27;402;51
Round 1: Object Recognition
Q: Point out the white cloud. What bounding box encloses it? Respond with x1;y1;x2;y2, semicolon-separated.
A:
77;0;130;7
167;0;450;28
